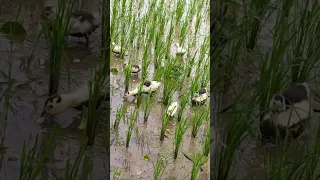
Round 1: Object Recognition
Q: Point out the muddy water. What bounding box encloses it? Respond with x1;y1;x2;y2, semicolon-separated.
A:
0;0;109;179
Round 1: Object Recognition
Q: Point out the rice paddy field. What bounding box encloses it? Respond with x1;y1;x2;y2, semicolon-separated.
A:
110;0;210;179
0;0;110;179
212;0;320;179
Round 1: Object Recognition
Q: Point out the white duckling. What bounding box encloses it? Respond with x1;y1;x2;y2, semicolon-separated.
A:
166;101;178;117
191;88;208;106
37;81;109;130
43;6;101;47
175;43;186;56
131;65;141;74
112;42;123;54
124;80;161;98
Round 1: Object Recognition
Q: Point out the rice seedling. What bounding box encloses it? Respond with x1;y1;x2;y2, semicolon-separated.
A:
19;126;59;180
126;108;138;148
112;167;122;180
113;104;127;130
213;86;252;180
63;136;88;179
245;0;270;51
202;123;210;157
177;94;189;122
190;153;203;180
143;91;154;123
173;117;189;159
160;112;170;142
189;76;201;100
153;158;166;180
162;60;177;106
42;0;76;96
135;82;145;108
191;109;207;138
124;60;132;92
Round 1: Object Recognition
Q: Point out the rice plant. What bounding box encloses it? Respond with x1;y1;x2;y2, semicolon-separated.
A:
177;94;189;122
63;137;88;179
173;117;189;159
202;123;210;157
124;60;132;92
160;112;170;142
19;127;59;180
190;153;203;180
42;0;76;95
126;108;138;148
153;158;166;180
191;109;207;138
113;104;127;130
162;60;177;106
143;91;154;123
112;167;122;180
85;0;110;146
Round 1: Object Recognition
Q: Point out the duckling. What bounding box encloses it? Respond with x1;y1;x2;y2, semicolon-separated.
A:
112;42;123;54
43;6;101;47
166;101;178;117
124;80;161;98
260;82;320;139
191;88;208;106
175;43;186;56
131;65;141;74
36;81;109;130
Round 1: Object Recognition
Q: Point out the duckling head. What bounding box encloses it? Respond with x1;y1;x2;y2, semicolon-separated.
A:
41;6;56;20
271;94;286;112
37;94;71;123
124;90;138;98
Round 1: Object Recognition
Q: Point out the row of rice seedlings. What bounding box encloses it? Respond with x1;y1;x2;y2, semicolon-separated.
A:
86;0;110;146
191;153;204;180
19;127;59;179
173;117;189;159
191;108;209;138
113;104;127;130
63;137;88;179
42;0;76;95
126;107;138;148
153;158;166;180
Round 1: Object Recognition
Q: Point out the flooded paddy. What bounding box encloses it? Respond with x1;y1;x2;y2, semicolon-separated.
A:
212;0;320;179
110;0;210;179
0;0;109;179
